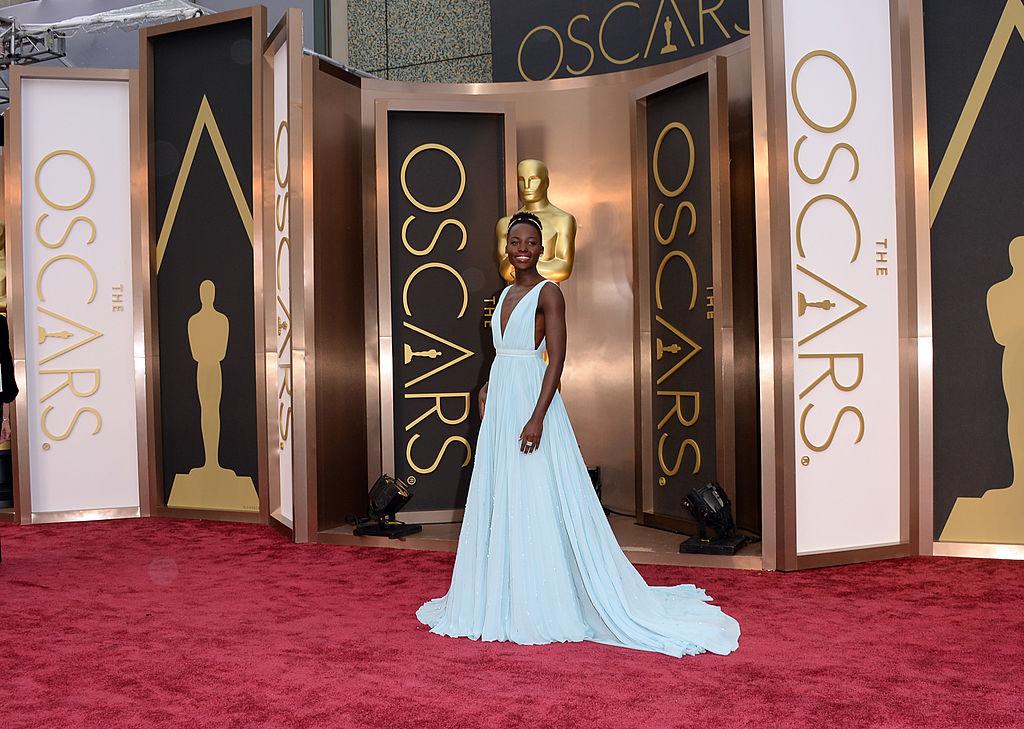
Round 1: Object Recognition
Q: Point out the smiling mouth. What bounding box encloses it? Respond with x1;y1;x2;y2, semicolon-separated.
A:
513;254;532;263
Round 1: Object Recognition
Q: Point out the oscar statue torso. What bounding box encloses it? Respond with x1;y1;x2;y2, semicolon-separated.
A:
496;160;577;283
188;294;230;471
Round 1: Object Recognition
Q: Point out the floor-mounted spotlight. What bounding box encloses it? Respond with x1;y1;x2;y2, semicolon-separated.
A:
680;482;748;556
353;474;422;539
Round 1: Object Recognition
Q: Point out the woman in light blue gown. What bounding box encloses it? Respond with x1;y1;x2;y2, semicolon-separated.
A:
417;212;740;657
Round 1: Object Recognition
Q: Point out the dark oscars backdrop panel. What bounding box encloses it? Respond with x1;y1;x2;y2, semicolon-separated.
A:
645;75;716;523
387;111;506;512
924;0;1024;537
151;18;259;506
490;0;748;82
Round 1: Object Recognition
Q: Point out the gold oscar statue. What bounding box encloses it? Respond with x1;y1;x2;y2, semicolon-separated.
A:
167;280;259;511
941;236;1024;543
660;15;679;55
496;159;578;283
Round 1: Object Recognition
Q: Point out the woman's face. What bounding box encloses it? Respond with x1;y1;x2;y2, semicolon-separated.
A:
506;222;543;274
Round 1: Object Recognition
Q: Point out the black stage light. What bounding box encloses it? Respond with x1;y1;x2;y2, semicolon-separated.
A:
680;481;748;556
353;474;423;539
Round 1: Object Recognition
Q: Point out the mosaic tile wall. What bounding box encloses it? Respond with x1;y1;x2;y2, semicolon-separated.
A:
347;0;492;82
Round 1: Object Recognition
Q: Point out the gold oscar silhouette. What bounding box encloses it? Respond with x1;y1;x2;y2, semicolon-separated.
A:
496;159;578;283
403;343;442;364
167;280;259;511
660;15;678;55
656;339;681;359
797;292;837;317
941;236;1024;543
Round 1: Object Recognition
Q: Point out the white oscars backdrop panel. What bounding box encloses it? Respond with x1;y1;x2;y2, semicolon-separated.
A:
18;77;140;514
782;0;901;554
274;40;294;523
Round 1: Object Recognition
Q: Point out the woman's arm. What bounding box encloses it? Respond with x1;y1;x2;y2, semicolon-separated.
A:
0;315;16;405
0;316;14;442
519;283;566;454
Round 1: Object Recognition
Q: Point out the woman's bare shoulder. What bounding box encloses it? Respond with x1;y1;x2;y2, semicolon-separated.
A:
538;280;565;310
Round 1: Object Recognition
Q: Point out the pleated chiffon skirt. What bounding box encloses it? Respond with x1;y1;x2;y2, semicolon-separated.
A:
417;281;740;657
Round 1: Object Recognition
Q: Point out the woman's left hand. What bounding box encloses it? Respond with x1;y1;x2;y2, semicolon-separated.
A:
519;416;543;455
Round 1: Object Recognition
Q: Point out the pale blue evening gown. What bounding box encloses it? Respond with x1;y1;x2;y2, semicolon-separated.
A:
416;280;740;657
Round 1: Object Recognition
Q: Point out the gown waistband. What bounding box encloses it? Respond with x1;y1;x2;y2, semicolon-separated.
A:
495;348;542;358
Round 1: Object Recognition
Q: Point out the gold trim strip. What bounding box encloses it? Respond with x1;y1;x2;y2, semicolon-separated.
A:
933;541;1024;560
31;507;141;524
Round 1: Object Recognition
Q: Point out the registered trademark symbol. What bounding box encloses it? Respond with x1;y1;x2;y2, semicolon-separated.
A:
406;475;417;485
800;456;810;466
658;476;666;486
43;442;51;451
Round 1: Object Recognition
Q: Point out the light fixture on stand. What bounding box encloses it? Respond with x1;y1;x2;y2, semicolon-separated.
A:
353;474;422;539
680;482;748;556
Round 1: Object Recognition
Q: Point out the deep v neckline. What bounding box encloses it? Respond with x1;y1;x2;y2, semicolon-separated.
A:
498;281;544;341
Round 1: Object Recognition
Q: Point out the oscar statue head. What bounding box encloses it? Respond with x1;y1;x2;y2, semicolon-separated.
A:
199;279;216;306
1010;236;1024;270
517;159;550;204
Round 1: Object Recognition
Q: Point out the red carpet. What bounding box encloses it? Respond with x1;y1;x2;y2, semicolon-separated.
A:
1;519;1021;728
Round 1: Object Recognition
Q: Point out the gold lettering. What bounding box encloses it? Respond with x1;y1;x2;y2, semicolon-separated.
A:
517;25;564;81
402;262;468;319
799;403;864;453
406;433;472;474
652;121;695;197
654;201;696;245
797;353;864;399
657;391;699;429
643;0;695;58
793;135;859;185
41;405;102;441
275;120;289;188
794;265;868;347
36;255;98;304
404;392;471;431
34;214;96;250
698;0;731;44
278;363;293;398
401;321;474;388
654;315;701;385
401;216;467;257
279;402;292;442
276;192;288;233
654;250;698;311
34;149;95;211
38;368;100;403
566;14;595;75
795;194;861;263
791;50;857;134
658;433;701;476
35;306;103;366
276;236;290;290
400;143;466;213
599;2;640;65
